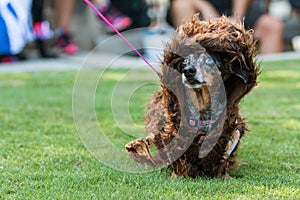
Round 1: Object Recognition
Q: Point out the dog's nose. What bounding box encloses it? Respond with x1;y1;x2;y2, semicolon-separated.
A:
183;65;196;77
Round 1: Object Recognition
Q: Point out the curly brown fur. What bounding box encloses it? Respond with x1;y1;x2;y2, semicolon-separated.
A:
125;15;260;178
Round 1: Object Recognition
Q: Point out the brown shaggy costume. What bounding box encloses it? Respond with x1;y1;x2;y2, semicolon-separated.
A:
125;14;260;178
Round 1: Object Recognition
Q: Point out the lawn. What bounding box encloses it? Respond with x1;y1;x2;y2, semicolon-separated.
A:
0;59;299;199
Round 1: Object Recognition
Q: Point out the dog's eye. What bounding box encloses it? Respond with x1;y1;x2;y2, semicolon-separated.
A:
205;57;214;65
182;59;189;65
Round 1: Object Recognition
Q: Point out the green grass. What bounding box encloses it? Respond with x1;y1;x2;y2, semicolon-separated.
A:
0;59;300;199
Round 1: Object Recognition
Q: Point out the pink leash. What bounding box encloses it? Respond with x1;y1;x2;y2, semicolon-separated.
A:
83;0;161;77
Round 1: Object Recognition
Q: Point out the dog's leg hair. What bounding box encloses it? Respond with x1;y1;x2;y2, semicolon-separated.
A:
125;136;161;166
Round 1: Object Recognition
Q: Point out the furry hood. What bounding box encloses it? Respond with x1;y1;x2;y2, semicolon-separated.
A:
164;14;259;85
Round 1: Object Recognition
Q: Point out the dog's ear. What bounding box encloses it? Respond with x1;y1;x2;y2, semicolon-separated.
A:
211;54;231;81
211;54;248;83
231;65;248;83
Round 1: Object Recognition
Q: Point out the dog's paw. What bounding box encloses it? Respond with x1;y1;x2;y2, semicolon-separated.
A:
125;139;156;166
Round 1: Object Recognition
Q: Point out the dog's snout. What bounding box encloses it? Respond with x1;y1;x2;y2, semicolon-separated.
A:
183;65;196;77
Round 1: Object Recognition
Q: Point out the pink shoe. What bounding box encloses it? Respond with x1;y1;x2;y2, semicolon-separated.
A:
33;21;53;40
0;55;18;63
97;3;132;32
56;30;79;55
63;43;79;55
106;11;132;31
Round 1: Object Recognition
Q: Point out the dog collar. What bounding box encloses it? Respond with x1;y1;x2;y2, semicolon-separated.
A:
188;118;216;132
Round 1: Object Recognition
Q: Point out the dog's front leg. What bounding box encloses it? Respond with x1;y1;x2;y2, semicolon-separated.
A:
125;135;159;166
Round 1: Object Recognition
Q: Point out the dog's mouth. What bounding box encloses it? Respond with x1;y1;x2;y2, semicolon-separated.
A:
182;75;207;89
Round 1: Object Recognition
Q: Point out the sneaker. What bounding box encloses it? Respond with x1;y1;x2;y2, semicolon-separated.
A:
33;21;53;41
0;55;18;63
0;53;27;63
56;29;79;55
97;3;132;32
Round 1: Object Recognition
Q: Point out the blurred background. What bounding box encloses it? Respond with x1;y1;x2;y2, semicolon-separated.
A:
16;0;300;54
0;0;299;66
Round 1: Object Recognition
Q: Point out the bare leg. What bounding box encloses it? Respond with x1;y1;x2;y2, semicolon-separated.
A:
170;0;195;27
191;0;219;21
170;0;220;27
254;14;283;54
53;0;75;30
53;0;79;54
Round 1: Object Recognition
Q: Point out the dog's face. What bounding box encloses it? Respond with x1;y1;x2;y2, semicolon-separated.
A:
181;53;221;89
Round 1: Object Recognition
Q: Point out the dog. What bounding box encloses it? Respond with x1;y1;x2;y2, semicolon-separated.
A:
125;14;259;178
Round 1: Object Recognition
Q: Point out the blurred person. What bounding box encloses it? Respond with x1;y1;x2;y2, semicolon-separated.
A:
0;0;34;63
53;0;79;54
168;0;283;54
32;0;57;58
31;0;78;56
